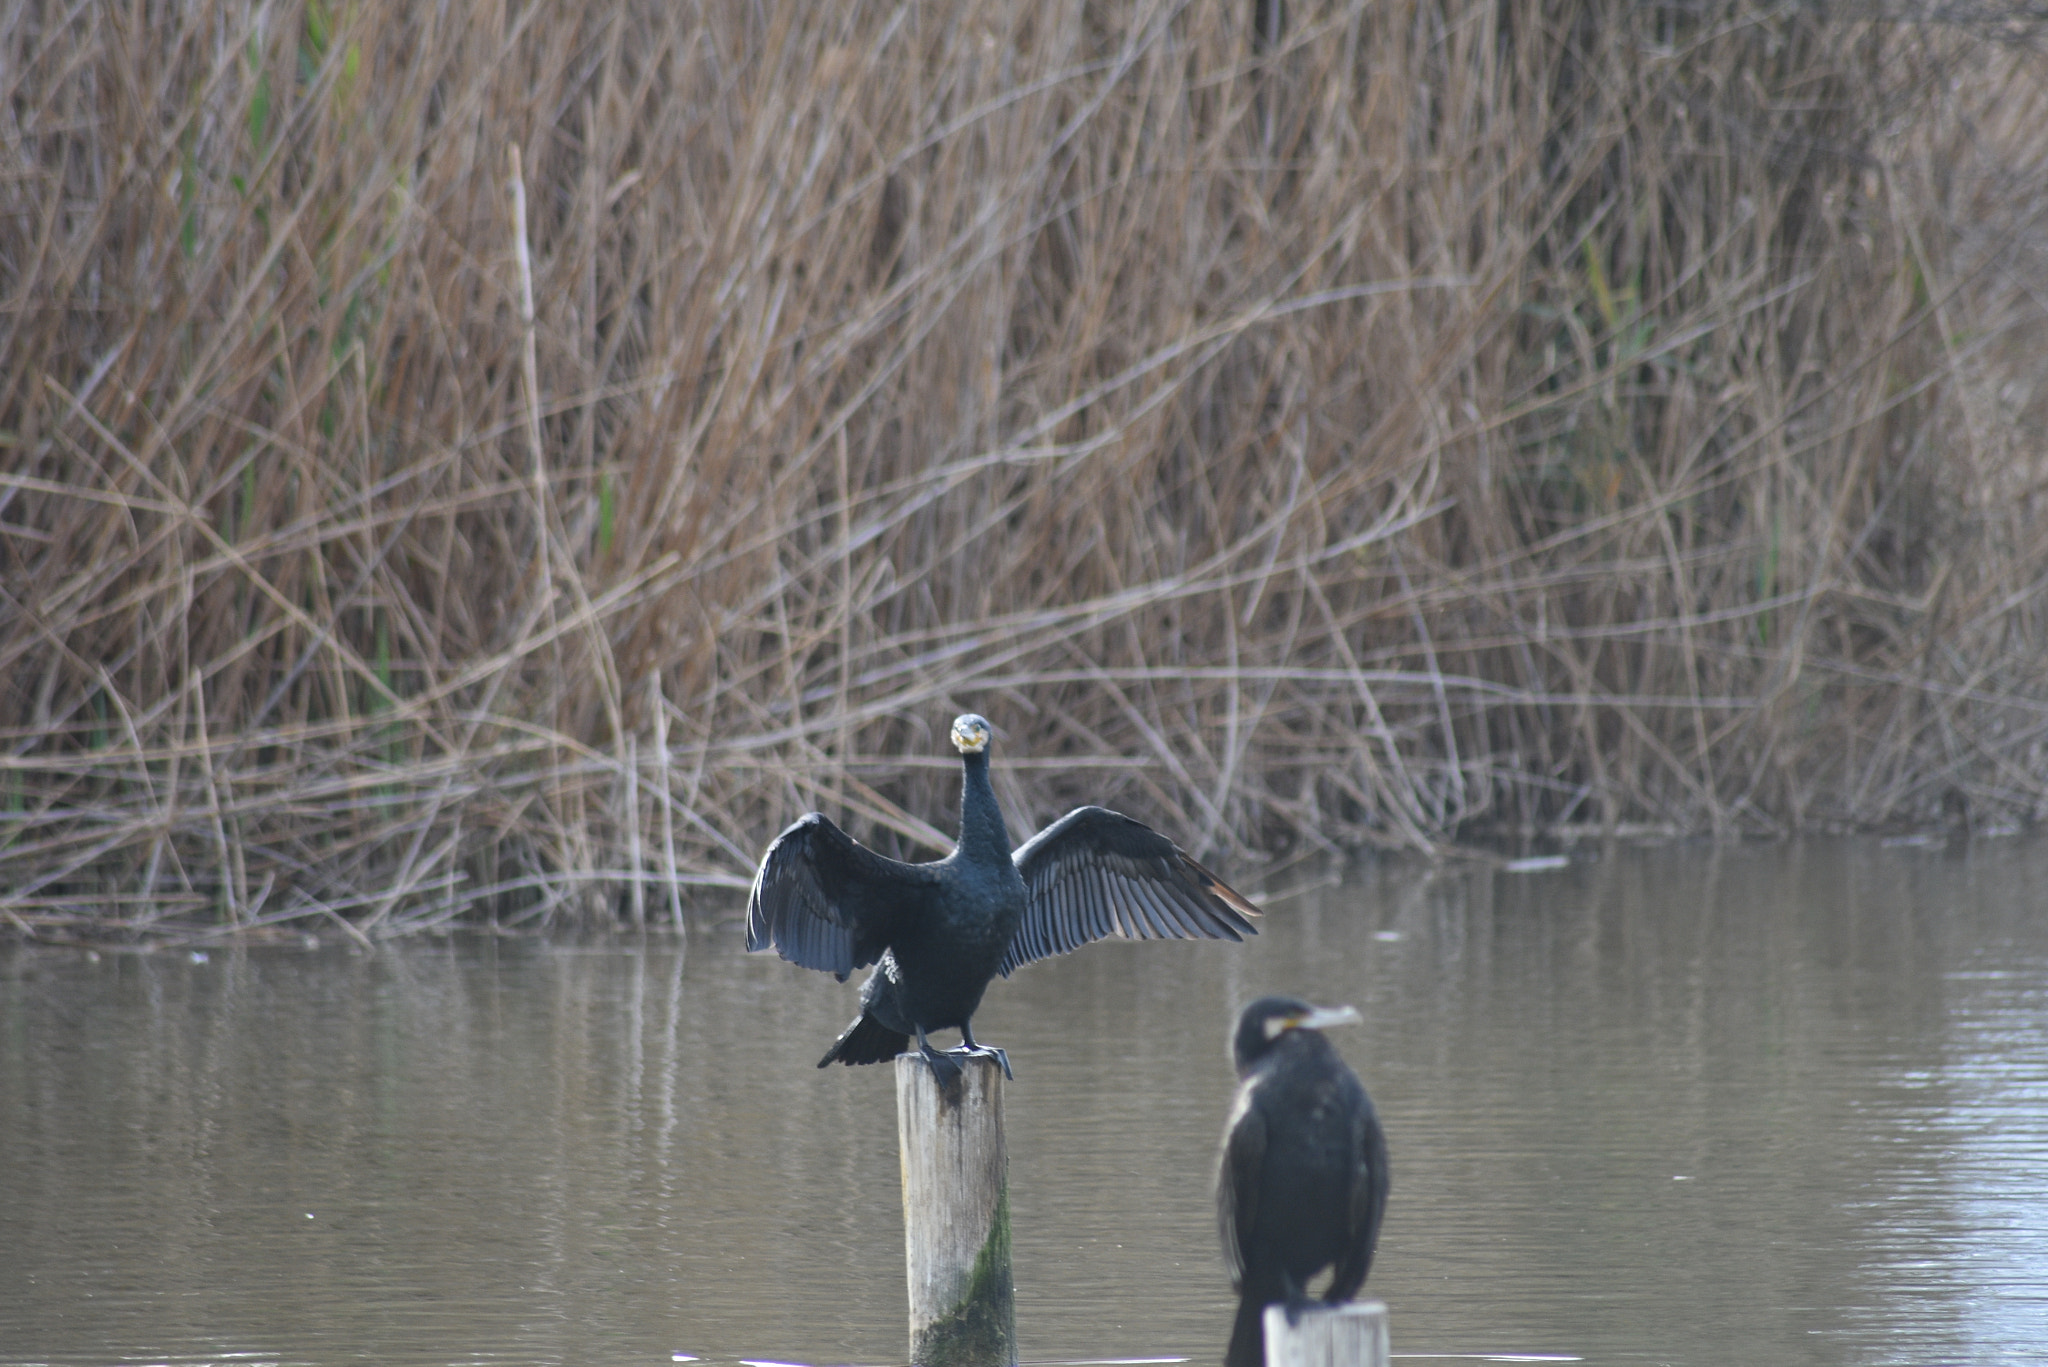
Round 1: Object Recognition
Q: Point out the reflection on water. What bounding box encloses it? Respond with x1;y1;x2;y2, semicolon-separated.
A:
3;839;2046;1367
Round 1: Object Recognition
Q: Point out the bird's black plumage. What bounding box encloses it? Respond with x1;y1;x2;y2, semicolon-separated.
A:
747;713;1261;1085
1218;996;1388;1367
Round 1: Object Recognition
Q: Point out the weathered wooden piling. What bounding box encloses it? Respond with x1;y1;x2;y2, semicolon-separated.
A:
896;1053;1016;1367
1262;1300;1389;1367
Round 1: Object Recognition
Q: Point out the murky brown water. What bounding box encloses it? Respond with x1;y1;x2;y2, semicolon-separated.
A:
3;838;2045;1367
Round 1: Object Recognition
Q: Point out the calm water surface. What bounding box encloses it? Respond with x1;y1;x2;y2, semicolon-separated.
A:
3;840;2045;1367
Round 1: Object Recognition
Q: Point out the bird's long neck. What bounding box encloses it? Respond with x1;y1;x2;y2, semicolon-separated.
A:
956;750;1013;863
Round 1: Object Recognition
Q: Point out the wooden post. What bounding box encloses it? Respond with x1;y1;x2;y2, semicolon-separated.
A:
1262;1301;1389;1367
896;1054;1015;1367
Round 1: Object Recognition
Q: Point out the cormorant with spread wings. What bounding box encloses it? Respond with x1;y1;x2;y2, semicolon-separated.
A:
746;713;1261;1085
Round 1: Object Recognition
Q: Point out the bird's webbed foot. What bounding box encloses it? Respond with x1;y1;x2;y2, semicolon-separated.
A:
953;1025;1015;1080
946;1042;1014;1081
915;1031;967;1092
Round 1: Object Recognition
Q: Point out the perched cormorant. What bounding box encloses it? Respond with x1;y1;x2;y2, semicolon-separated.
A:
747;713;1261;1086
1217;996;1388;1367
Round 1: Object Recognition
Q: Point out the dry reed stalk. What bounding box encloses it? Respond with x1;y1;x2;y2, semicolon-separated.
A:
3;1;2047;940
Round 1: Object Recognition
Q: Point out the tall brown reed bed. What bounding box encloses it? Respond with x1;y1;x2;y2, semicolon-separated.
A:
3;1;2046;940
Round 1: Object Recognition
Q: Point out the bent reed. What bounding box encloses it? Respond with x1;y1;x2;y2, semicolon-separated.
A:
4;1;2047;940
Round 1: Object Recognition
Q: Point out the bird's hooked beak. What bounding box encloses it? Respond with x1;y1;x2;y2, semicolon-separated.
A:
950;714;992;755
1265;1003;1363;1039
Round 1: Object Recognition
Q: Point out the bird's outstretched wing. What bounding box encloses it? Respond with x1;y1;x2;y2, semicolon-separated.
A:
999;806;1260;976
746;812;938;978
1217;1083;1267;1292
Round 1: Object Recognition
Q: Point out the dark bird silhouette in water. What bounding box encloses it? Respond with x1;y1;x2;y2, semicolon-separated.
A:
747;713;1261;1087
1218;996;1389;1367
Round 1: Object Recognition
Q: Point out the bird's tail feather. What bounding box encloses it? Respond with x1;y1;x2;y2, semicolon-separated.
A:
1225;1292;1268;1367
817;1012;910;1068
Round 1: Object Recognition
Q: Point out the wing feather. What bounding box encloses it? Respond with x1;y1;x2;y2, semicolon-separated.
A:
1141;873;1193;936
1152;877;1200;935
1110;866;1141;938
1125;869;1171;938
1095;864;1126;938
746;812;938;975
1329;1080;1391;1301
1217;1078;1267;1292
999;806;1261;977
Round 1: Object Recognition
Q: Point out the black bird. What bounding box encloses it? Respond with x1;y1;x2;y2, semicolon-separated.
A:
1217;996;1389;1367
747;713;1261;1086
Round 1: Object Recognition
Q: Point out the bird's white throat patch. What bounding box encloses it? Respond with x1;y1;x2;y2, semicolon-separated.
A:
950;714;991;753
